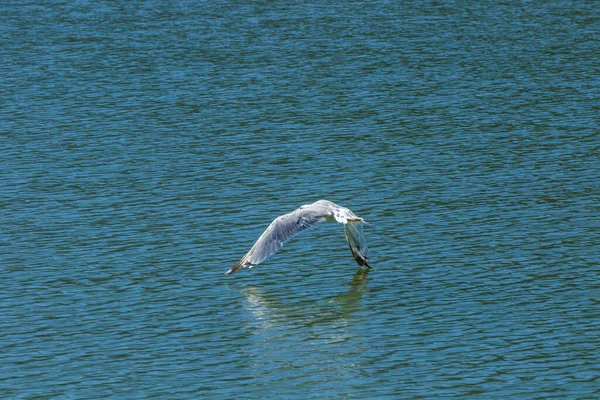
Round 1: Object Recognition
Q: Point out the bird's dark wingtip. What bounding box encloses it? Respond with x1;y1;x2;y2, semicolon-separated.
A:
355;254;370;268
226;260;243;276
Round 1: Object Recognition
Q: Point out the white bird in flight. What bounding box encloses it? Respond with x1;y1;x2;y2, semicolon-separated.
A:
226;200;370;275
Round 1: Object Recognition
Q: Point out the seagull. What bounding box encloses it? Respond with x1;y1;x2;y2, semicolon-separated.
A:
226;200;370;275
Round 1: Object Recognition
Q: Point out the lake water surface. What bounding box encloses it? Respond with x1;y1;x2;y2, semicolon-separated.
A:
1;0;599;398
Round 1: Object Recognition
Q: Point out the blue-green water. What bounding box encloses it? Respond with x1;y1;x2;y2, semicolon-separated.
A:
2;1;599;398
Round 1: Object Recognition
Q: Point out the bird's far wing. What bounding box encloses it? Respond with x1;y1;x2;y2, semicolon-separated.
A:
226;210;326;275
344;221;370;267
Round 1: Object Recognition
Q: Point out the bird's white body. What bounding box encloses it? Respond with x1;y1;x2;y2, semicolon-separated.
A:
227;200;370;275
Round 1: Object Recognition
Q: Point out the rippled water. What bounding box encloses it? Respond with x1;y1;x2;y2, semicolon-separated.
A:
2;0;599;398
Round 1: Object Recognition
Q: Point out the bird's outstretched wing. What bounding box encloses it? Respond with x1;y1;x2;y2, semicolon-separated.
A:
344;220;370;268
226;211;326;275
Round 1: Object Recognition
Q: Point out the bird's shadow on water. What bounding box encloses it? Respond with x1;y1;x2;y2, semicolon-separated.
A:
235;268;371;331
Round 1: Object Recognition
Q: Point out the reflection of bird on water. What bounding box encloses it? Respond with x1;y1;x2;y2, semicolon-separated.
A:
240;269;370;331
227;200;371;276
335;268;370;304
